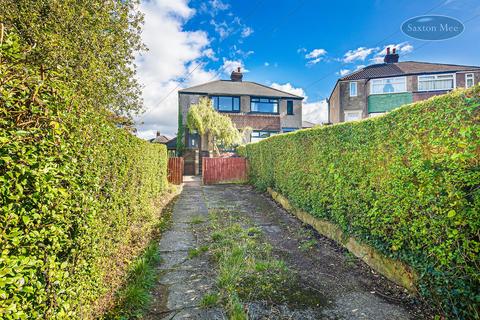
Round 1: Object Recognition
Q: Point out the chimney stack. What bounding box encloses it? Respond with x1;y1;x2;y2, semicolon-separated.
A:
230;67;243;81
384;46;399;64
156;130;160;137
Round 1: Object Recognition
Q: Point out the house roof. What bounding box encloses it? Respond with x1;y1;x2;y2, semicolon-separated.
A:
149;135;171;144
179;80;304;99
165;137;177;149
340;61;480;81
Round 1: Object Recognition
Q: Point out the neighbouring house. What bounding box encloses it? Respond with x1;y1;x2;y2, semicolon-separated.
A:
178;68;304;175
149;131;177;156
328;47;480;123
149;130;170;144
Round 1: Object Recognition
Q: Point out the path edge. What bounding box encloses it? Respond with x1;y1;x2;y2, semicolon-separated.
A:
267;187;418;294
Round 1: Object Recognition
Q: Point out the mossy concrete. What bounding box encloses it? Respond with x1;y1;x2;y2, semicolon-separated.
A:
267;187;418;294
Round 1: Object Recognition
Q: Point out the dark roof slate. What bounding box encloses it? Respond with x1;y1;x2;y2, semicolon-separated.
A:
179;80;304;99
341;61;480;81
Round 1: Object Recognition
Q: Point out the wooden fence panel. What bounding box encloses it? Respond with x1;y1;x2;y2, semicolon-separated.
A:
168;157;184;185
202;157;247;185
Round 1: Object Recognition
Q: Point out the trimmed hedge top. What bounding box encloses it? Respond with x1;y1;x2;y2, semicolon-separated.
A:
239;86;480;319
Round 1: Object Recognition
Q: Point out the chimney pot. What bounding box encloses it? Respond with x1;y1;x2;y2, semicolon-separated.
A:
230;67;243;81
384;46;399;64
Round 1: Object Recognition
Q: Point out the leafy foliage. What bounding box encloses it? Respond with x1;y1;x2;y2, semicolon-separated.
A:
239;87;480;319
0;32;168;319
0;0;144;115
186;98;242;153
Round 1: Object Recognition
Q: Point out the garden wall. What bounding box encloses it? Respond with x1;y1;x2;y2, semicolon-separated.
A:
1;35;170;318
238;86;480;319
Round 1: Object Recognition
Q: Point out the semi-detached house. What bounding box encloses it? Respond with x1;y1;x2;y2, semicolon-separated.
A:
328;47;480;123
178;68;304;174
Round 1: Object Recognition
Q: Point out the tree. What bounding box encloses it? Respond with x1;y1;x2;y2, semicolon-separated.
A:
186;98;243;154
0;0;144;116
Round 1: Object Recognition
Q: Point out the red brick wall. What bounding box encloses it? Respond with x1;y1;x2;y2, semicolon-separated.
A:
228;113;281;131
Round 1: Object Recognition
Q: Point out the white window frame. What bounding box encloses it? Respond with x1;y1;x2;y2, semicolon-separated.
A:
349;82;357;97
344;110;363;122
465;73;474;88
370;77;407;95
417;73;456;92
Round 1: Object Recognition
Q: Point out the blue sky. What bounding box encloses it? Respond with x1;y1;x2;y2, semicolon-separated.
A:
135;0;480;138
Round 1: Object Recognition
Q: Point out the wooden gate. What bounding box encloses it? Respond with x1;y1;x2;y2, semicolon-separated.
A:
202;157;247;185
168;157;184;185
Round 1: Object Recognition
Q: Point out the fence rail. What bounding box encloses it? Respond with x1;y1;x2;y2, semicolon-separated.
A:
202;157;247;185
167;157;184;185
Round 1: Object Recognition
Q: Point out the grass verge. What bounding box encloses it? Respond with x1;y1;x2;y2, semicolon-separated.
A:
101;192;178;319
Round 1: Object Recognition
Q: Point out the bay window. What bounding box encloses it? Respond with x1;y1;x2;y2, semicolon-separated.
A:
370;77;406;94
418;74;455;91
250;97;279;113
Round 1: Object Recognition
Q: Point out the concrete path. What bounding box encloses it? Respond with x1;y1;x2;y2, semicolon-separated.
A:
146;178;226;319
147;179;430;320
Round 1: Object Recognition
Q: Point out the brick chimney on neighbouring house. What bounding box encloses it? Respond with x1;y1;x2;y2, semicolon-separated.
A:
384;47;399;64
156;130;160;137
230;67;243;81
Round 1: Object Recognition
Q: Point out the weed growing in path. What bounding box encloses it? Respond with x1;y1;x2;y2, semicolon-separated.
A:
202;209;290;318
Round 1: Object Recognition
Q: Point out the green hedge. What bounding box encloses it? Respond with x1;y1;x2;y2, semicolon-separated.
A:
1;35;168;318
239;86;480;319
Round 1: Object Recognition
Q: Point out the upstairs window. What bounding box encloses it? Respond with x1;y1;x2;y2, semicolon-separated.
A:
251;97;279;113
370;77;406;94
211;96;240;112
418;74;455;91
466;73;474;88
287;101;294;115
349;82;357;97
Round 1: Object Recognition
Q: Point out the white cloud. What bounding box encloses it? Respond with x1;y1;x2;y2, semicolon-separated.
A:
271;83;328;124
241;26;254;38
271;83;306;98
210;0;230;12
303;100;329;124
210;20;231;39
135;0;218;139
305;48;327;59
371;42;414;63
264;62;270;66
221;58;248;75
355;64;366;70
203;48;218;61
343;47;376;63
304;48;327;65
339;69;350;76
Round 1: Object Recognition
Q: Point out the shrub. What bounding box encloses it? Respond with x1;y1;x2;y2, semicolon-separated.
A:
0;34;168;318
239;86;480;319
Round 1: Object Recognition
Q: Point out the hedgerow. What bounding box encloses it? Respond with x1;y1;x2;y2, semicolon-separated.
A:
1;33;168;318
238;86;480;319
